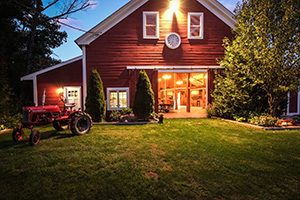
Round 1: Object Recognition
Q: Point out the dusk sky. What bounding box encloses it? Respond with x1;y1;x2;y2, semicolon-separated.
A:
51;0;240;61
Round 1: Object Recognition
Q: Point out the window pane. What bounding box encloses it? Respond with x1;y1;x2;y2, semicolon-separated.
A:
146;26;156;36
146;14;156;25
119;91;127;108
191;15;200;26
109;91;118;108
190;27;200;37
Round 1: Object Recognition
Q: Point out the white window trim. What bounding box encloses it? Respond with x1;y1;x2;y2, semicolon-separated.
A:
143;11;160;39
287;91;300;115
107;87;130;111
188;12;204;39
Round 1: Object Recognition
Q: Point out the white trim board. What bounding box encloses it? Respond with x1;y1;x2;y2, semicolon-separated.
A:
127;66;222;70
82;46;87;110
21;56;82;81
75;0;235;46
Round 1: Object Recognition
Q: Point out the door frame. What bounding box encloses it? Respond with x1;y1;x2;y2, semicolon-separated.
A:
63;86;82;110
157;69;208;112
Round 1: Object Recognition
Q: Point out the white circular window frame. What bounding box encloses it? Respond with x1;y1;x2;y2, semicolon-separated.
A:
165;32;181;50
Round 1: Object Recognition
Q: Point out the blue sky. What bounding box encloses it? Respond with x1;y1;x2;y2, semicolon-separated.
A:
51;0;240;61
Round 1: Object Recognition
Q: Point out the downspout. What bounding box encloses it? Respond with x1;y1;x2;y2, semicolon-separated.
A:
33;76;38;106
82;45;87;110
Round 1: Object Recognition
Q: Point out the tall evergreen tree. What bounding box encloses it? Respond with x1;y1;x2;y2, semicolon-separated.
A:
133;70;155;119
85;70;106;122
213;0;300;117
0;0;93;113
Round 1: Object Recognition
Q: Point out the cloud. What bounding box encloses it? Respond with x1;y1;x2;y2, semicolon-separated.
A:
87;0;98;10
58;18;83;30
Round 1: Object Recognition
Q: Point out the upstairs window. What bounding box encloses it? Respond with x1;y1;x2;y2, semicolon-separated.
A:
143;11;159;39
107;88;129;110
188;12;204;39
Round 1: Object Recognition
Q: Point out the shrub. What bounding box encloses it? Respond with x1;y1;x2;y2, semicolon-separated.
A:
248;115;279;127
133;70;155;120
291;116;300;125
0;113;22;129
109;110;121;122
85;69;106;122
121;107;132;115
206;104;217;118
233;115;247;122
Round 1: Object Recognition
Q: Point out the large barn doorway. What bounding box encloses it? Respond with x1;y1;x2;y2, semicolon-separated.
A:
157;71;207;115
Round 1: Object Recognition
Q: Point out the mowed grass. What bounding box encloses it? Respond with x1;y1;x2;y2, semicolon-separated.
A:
0;119;299;200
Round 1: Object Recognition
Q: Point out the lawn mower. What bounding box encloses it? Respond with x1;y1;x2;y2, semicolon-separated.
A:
12;103;92;146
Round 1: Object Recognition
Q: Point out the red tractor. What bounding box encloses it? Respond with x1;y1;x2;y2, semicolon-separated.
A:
12;103;92;145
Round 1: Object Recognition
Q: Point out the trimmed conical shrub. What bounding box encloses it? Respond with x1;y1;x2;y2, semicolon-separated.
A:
85;69;105;122
133;70;155;119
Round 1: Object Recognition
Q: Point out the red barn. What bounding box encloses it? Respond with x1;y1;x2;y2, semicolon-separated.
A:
20;0;299;116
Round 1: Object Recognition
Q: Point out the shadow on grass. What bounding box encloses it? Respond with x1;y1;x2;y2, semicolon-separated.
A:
0;129;75;149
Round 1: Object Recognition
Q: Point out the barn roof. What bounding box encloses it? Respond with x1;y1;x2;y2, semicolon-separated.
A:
21;56;82;81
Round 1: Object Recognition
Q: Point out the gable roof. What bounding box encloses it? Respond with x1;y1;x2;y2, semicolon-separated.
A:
75;0;236;46
21;56;82;81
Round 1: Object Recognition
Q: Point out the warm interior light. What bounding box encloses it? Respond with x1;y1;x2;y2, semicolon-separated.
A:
176;80;183;85
170;0;180;13
162;74;172;80
158;78;162;82
56;87;64;95
191;90;199;95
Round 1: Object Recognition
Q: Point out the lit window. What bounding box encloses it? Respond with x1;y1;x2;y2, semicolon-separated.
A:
143;11;159;39
188;12;204;39
107;88;129;110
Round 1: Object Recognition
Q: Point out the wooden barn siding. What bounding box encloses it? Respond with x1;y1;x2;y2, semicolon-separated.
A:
86;0;233;106
289;91;298;113
37;60;83;109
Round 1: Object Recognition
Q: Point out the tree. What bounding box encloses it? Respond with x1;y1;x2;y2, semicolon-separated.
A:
0;0;93;114
214;0;300;117
213;39;268;119
133;70;155;119
85;70;106;122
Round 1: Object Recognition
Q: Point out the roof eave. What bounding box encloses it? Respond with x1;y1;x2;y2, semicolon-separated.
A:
20;56;82;81
75;0;149;46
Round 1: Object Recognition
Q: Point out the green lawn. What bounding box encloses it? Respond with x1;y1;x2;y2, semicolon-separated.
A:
0;119;299;200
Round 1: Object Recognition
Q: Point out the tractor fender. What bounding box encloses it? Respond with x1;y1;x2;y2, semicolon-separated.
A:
68;111;84;120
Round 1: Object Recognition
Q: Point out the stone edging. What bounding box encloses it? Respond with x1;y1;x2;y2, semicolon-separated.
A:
220;118;300;131
0;129;12;135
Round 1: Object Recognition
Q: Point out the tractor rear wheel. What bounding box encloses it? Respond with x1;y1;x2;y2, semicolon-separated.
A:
29;130;40;146
12;128;24;143
53;120;66;131
70;113;92;135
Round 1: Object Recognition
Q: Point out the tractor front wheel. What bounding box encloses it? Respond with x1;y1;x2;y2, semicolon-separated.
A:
29;130;40;146
12;128;24;143
70;113;92;135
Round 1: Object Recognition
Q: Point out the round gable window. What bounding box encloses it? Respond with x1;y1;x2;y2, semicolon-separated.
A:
165;32;181;49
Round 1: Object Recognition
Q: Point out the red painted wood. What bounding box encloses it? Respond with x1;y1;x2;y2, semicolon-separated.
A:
289;91;298;113
37;60;82;108
85;0;233;107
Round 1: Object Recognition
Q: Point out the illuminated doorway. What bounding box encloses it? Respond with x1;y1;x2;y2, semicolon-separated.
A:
158;71;207;113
